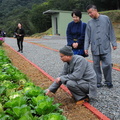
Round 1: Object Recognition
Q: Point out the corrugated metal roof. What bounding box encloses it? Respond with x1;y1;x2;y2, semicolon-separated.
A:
43;10;72;15
43;10;88;15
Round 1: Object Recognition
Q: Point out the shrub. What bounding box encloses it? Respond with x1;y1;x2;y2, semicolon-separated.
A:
0;37;4;46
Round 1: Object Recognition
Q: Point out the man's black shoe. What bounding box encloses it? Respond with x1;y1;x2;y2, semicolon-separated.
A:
97;84;103;88
107;83;113;88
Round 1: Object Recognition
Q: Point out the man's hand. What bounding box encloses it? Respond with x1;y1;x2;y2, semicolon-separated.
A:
84;50;88;55
55;77;61;84
113;46;117;50
45;89;50;95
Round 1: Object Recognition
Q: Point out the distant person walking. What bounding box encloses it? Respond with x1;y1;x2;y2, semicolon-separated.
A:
66;10;88;57
1;30;6;37
15;23;25;53
84;5;117;88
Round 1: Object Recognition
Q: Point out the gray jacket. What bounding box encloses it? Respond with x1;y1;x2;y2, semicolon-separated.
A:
84;15;117;55
48;55;97;99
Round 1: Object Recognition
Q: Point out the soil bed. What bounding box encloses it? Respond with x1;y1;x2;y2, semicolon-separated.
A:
3;43;99;120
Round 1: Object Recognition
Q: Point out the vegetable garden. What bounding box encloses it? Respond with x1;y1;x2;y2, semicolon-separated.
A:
0;49;67;120
0;43;99;120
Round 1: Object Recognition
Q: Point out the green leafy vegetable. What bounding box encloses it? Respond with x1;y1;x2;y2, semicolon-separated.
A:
12;105;31;117
32;95;51;106
39;113;67;120
35;100;61;115
4;96;26;108
0;86;6;95
23;86;44;97
0;103;4;113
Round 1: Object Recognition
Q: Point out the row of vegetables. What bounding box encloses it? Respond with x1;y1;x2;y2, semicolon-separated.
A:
0;49;67;120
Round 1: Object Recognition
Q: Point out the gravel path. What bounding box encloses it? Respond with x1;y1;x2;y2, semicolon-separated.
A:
4;36;120;120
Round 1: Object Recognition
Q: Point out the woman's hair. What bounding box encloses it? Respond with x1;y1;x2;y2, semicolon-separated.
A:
86;5;97;10
17;23;22;28
18;23;22;26
71;10;82;19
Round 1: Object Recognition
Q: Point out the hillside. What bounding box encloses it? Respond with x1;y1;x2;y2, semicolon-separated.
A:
100;10;120;41
0;0;45;16
0;0;119;38
0;0;46;36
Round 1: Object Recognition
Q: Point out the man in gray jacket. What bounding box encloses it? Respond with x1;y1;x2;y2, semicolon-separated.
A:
46;45;97;105
84;5;117;88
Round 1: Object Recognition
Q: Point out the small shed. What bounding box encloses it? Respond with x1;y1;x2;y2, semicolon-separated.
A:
43;10;90;37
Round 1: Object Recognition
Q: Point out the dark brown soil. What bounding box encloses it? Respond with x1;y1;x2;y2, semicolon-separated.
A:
3;43;99;120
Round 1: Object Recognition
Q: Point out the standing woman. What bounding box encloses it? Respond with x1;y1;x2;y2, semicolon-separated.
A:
15;23;25;53
66;10;87;57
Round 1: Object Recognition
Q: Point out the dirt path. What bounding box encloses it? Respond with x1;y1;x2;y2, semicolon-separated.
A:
3;43;99;120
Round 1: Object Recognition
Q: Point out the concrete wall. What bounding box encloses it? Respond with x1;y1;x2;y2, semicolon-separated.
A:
59;12;72;36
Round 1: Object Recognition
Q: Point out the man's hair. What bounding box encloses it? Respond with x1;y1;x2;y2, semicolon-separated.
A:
86;5;97;10
71;10;82;19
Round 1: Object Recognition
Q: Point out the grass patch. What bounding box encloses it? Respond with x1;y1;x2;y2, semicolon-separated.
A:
30;28;52;38
100;10;120;22
100;10;120;41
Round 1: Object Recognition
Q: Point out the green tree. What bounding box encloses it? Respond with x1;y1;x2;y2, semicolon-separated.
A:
0;0;119;37
30;2;51;33
0;0;46;36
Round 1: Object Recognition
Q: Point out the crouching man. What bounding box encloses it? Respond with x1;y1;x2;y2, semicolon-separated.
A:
45;45;97;105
